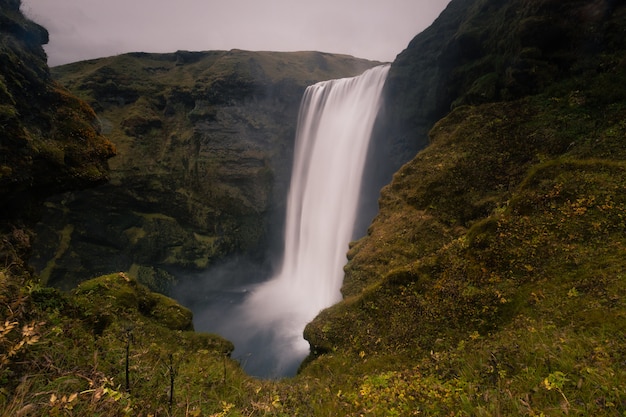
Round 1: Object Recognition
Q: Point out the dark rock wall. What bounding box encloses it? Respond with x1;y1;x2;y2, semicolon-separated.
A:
0;0;115;271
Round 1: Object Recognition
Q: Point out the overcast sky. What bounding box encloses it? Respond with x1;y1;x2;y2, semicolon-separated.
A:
20;0;451;67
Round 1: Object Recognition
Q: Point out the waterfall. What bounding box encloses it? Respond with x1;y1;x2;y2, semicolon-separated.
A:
202;65;390;377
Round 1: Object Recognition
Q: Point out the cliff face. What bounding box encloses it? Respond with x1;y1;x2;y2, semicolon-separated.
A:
0;0;115;269
370;0;626;180
30;51;381;291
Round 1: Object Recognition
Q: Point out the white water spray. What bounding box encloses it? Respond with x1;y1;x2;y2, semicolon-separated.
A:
227;65;390;376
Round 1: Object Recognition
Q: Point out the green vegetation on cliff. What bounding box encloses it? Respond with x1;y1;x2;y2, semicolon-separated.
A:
305;94;626;415
30;50;381;291
0;0;115;287
1;270;243;415
0;0;114;216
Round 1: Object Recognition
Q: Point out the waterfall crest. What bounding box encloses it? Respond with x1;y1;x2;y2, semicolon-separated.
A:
216;65;390;377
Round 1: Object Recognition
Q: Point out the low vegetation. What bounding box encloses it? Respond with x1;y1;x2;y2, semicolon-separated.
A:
0;3;114;207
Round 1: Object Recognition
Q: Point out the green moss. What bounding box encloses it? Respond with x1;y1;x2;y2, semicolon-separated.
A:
0;165;12;178
35;140;65;166
0;103;17;121
72;273;189;329
149;292;193;331
123;226;146;244
38;224;73;286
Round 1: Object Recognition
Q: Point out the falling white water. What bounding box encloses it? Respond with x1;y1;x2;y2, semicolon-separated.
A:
227;65;390;376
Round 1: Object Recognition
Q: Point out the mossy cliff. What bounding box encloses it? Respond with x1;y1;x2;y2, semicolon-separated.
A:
2;0;626;415
29;51;381;291
0;0;115;269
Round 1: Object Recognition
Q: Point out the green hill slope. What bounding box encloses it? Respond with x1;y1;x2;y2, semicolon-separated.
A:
302;0;626;414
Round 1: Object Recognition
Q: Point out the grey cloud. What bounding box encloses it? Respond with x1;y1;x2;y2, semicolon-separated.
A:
20;0;450;67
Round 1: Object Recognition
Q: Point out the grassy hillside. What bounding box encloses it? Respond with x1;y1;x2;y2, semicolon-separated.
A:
304;94;626;415
302;0;626;414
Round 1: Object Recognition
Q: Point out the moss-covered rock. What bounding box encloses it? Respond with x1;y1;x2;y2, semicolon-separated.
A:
370;0;626;189
2;268;238;416
0;0;115;222
73;272;194;331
